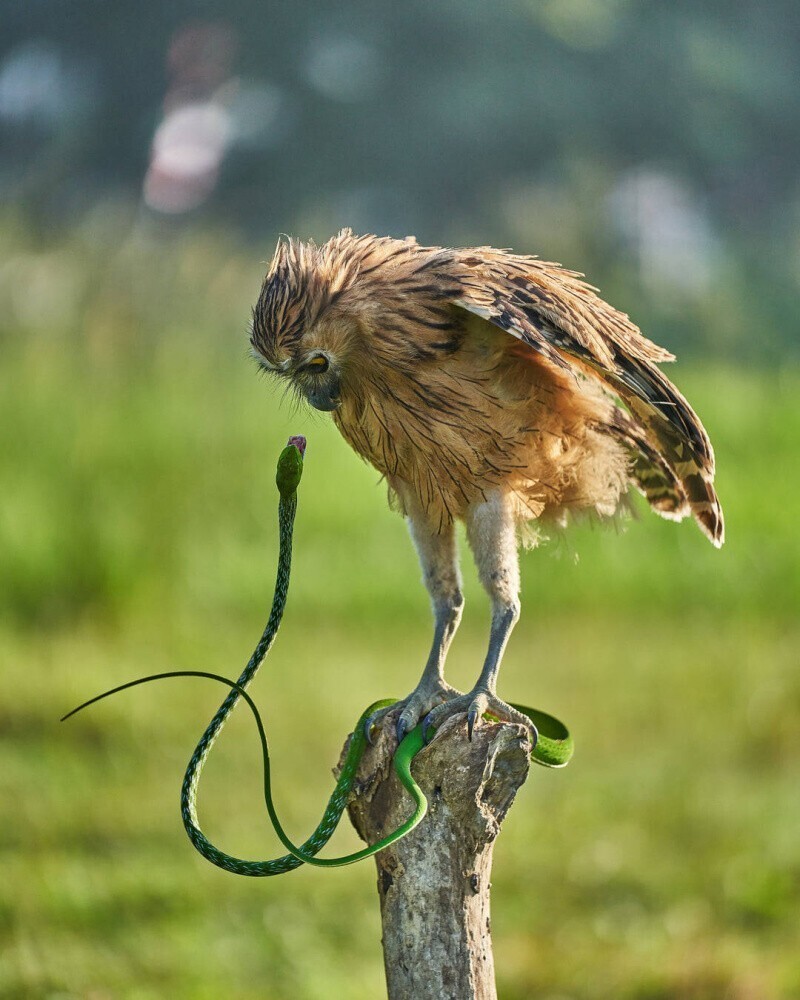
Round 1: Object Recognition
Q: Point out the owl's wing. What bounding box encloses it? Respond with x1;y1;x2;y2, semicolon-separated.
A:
452;249;723;546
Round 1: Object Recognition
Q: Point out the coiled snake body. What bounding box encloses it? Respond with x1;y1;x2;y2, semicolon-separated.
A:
64;437;572;876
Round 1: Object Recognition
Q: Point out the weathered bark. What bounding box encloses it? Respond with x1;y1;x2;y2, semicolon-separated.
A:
344;709;532;1000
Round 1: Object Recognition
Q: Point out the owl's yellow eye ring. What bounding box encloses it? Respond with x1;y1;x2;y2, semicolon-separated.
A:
304;354;330;374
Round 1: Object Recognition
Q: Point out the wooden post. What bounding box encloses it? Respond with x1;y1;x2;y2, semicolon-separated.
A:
344;708;532;1000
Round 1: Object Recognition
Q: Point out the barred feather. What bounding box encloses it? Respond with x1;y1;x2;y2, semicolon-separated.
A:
597;407;689;520
452;248;724;546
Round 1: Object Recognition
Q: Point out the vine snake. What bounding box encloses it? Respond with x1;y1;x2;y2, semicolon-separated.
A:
63;436;573;877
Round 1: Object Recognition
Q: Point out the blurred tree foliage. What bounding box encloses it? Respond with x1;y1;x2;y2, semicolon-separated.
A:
0;1;798;359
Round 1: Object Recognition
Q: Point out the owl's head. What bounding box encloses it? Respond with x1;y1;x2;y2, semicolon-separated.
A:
250;234;371;412
251;230;459;411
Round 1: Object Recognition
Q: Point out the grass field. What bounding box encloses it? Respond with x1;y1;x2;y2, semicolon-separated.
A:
1;325;798;998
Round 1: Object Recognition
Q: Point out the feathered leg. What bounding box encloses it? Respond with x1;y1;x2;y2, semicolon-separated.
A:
366;497;465;743
422;491;535;742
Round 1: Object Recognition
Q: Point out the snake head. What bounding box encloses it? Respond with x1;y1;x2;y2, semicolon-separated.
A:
276;436;305;497
287;435;306;457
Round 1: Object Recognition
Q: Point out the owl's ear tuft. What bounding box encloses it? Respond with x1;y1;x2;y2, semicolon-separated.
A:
268;237;290;275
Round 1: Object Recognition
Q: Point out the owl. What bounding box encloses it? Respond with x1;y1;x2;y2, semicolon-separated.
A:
251;231;723;743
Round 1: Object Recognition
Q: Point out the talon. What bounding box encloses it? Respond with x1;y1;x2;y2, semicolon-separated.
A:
364;713;379;745
396;717;409;744
467;707;478;741
422;712;436;744
529;722;539;751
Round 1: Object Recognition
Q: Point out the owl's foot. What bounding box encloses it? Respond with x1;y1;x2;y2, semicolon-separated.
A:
422;688;538;746
364;681;462;745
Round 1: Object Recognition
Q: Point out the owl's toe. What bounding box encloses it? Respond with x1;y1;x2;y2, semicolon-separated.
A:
365;681;461;745
423;689;538;747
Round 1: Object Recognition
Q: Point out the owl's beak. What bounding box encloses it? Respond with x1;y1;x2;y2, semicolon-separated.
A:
305;372;341;411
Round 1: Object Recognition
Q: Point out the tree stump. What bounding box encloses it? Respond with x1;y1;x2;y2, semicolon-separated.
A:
344;708;533;1000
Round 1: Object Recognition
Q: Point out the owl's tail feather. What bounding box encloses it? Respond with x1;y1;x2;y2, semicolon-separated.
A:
601;406;724;547
594;353;724;547
680;466;725;548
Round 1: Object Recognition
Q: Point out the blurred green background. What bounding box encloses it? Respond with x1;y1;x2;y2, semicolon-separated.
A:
1;3;798;998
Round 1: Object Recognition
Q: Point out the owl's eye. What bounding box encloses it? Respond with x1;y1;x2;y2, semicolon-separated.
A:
303;354;329;374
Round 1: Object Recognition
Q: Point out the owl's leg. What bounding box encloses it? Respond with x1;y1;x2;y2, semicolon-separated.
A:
422;492;536;743
366;499;464;743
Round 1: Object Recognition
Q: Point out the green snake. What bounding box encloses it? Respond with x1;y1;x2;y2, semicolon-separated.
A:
63;436;573;877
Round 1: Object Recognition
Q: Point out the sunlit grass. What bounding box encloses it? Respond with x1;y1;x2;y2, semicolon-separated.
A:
1;326;798;998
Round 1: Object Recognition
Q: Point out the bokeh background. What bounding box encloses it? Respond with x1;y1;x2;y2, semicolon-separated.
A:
2;3;799;998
